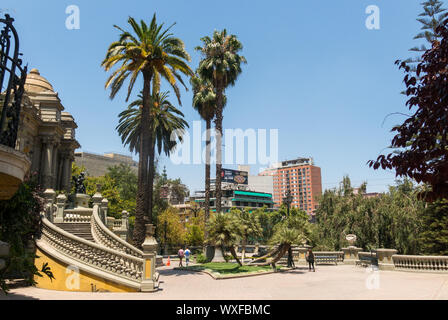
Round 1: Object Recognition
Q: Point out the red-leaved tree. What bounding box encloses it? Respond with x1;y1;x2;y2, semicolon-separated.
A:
369;19;448;201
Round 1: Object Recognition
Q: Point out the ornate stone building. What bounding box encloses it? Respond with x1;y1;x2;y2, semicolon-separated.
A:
16;68;80;191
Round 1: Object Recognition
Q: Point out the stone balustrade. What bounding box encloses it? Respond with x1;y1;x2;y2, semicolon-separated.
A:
91;203;142;258
393;255;448;272
40;216;143;283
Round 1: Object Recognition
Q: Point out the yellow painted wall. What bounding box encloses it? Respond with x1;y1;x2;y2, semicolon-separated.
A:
34;248;138;292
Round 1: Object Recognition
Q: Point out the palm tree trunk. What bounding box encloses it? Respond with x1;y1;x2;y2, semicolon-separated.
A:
133;71;152;248
229;245;242;266
247;246;281;265
214;85;224;213
146;130;155;225
241;237;247;265
251;244;289;267
203;118;211;254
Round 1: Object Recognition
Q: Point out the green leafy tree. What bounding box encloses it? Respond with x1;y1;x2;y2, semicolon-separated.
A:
419;199;448;255
102;14;193;248
185;209;205;246
196;29;246;213
157;207;186;246
0;175;55;293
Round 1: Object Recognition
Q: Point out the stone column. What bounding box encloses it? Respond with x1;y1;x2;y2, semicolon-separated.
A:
41;138;54;189
141;224;158;292
342;246;363;265
43;189;56;222
92;192;103;221
376;248;397;271
51;143;60;189
54;193;67;223
101;198;109;218
61;155;72;192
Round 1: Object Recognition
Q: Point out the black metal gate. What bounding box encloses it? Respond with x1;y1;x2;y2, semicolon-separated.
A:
0;14;27;148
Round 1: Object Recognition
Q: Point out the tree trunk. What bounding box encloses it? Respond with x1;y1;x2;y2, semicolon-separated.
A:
132;71;152;249
229;245;242;266
204;118;211;239
214;85;224;213
146;130;155;224
251;244;289;267
247;246;281;265
241;237;247;265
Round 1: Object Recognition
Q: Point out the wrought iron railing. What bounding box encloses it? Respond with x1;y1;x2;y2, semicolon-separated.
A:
0;14;27;148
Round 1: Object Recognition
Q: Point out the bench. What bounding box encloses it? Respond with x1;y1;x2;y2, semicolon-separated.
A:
313;255;338;265
356;256;378;267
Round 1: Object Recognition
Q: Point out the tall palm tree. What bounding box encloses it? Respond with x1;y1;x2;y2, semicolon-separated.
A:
117;91;189;220
117;91;188;156
102;14;193;247
207;212;242;266
196;30;246;213
190;74;225;241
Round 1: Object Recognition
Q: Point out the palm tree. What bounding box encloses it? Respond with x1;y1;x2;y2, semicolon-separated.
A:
206;212;242;266
117;91;189;218
190;74;225;241
248;215;309;267
231;209;262;264
196;29;246;213
102;14;193;247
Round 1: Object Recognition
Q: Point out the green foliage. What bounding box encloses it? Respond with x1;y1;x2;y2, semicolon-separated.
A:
269;212;310;247
188;262;277;274
311;177;425;254
419;199;448;255
195;253;208;264
0;175;54;293
157;207;186;246
206;212;239;247
229;208;263;245
407;0;448;69
71;163;137;218
185;210;205;246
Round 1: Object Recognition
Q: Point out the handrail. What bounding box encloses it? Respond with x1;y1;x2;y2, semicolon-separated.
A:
91;204;143;258
40;215;143;282
392;254;448;272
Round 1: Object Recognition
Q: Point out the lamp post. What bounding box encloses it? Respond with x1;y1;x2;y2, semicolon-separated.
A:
282;172;295;268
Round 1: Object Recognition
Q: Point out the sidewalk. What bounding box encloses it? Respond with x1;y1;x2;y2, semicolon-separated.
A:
1;264;448;300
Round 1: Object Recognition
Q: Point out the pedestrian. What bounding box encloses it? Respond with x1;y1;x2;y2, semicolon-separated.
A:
185;247;191;267
306;248;315;272
178;248;184;267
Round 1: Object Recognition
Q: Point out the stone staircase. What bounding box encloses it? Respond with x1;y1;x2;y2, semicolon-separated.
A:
54;223;94;242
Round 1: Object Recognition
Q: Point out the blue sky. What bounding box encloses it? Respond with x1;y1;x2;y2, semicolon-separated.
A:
2;0;427;194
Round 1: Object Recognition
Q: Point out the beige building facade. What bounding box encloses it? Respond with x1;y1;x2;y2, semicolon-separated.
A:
15;68;80;191
74;152;138;177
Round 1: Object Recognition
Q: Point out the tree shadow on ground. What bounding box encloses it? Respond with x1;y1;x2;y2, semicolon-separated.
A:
0;291;39;300
158;268;205;277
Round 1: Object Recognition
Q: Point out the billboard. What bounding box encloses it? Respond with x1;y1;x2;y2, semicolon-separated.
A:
221;168;248;185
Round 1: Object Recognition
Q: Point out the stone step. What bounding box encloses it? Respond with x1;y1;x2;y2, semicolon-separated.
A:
54;223;94;242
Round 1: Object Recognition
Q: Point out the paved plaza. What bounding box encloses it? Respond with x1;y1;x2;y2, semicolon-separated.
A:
1;262;448;300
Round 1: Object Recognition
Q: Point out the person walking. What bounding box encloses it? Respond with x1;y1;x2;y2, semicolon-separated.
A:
185;247;191;267
306;248;315;272
178;248;184;267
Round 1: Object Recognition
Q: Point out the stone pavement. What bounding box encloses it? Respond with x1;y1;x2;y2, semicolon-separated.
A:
1;263;448;300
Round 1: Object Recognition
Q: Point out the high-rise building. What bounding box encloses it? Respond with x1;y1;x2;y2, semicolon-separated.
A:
259;157;322;217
